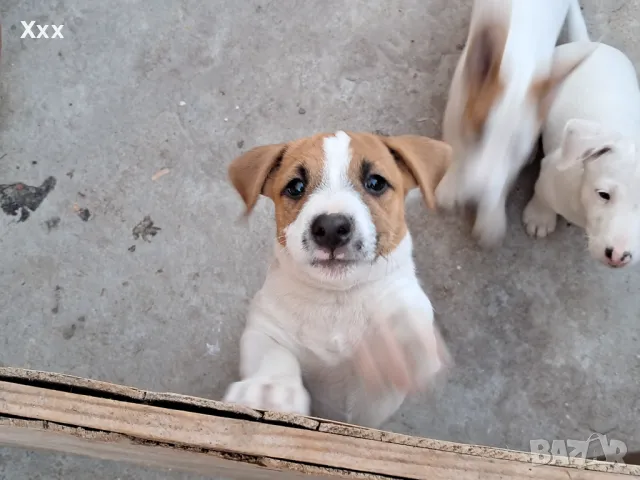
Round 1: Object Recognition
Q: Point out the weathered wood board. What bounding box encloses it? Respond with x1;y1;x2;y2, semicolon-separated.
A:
0;367;637;479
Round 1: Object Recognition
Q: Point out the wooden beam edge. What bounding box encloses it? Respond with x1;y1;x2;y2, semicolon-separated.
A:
0;367;263;420
0;368;637;479
0;418;379;480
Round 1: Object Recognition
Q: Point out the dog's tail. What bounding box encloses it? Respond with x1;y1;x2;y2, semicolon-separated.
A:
566;0;590;42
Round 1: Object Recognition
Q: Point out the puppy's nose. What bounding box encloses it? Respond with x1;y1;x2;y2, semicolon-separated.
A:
605;247;632;266
311;214;352;250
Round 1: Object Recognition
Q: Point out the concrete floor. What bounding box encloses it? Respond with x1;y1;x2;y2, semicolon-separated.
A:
1;0;639;478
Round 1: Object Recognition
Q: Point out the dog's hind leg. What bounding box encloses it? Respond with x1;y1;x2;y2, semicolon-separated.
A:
472;189;508;248
566;0;590;43
435;161;463;210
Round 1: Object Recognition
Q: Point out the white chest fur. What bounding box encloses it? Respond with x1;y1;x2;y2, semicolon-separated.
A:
250;235;419;368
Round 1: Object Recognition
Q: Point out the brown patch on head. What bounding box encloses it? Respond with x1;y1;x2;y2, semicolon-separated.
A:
228;133;330;246
346;133;452;256
346;134;408;257
462;24;508;138
268;135;329;246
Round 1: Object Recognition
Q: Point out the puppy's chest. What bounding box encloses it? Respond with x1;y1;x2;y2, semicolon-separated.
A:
301;298;370;360
262;288;371;363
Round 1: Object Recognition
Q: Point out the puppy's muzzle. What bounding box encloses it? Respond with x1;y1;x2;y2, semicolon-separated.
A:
310;214;353;251
604;247;632;268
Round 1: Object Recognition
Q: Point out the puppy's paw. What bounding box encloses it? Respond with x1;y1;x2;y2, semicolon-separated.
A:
354;314;450;394
223;377;311;416
434;172;459;210
472;210;507;248
523;197;557;238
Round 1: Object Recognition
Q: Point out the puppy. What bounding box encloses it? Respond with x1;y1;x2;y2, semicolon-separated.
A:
435;0;593;248
523;40;640;269
224;131;452;427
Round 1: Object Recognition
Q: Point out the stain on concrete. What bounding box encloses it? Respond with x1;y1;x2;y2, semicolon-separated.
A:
62;316;87;340
44;216;61;232
62;323;77;340
132;215;161;242
51;285;62;314
237;140;244;149
76;208;91;221
0;176;56;222
128;245;136;252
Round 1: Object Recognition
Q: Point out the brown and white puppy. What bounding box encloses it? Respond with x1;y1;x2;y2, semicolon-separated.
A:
224;131;452;427
435;0;595;247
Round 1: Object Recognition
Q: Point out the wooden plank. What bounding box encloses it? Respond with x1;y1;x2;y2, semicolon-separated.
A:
0;367;263;420
0;418;354;480
0;378;637;480
143;390;263;420
0;366;146;400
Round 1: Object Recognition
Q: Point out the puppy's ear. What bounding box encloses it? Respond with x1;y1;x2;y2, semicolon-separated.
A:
379;135;453;209
532;41;598;119
228;143;287;215
463;24;507;136
556;118;608;171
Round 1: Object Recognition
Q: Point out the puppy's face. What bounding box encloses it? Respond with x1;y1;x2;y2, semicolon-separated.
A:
229;131;451;281
558;120;640;268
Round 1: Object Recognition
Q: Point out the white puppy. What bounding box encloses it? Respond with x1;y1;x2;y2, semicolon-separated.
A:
435;0;593;248
523;40;640;269
224;131;452;427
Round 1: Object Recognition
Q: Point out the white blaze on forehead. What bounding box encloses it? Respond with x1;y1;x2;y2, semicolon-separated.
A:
284;130;378;266
321;131;352;191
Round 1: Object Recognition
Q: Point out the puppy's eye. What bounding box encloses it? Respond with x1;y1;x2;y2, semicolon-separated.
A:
364;174;389;195
597;190;611;201
283;178;305;199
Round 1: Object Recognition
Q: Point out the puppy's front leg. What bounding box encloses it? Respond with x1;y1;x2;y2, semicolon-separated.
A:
523;180;558;238
224;329;310;415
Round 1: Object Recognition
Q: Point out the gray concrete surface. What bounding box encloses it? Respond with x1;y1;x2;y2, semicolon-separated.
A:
1;0;639;478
